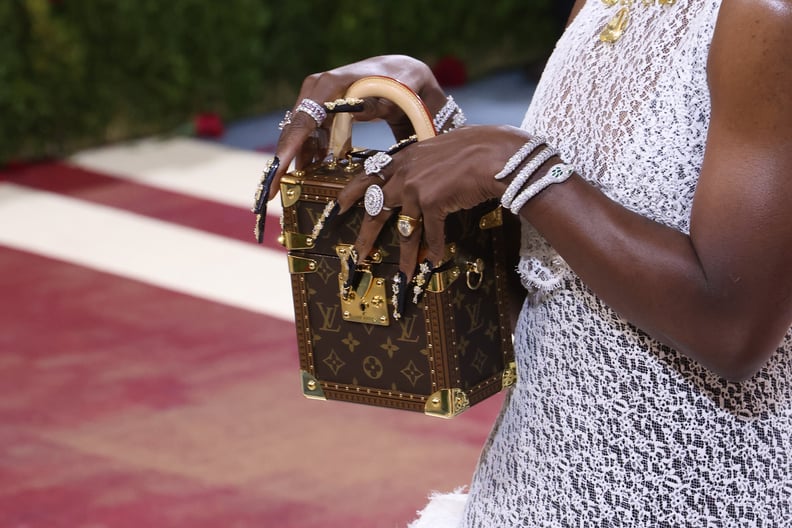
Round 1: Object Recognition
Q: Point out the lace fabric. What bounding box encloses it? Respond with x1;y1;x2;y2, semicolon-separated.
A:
458;1;792;526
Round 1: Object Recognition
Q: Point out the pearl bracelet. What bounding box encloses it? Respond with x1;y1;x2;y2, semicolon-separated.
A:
508;163;575;214
500;146;558;209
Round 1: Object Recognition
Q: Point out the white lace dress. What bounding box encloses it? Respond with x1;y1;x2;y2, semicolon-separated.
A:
410;1;792;526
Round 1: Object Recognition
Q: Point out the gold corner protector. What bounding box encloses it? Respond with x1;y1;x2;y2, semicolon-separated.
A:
288;255;317;274
424;388;470;419
280;180;302;208
301;371;326;400
427;266;460;293
280;231;316;250
501;361;518;389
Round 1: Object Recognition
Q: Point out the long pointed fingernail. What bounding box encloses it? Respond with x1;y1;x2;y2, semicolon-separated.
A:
252;156;280;215
311;201;339;239
342;249;363;295
252;156;280;243
386;134;417;155
254;213;266;244
391;271;408;320
323;97;365;113
411;259;435;305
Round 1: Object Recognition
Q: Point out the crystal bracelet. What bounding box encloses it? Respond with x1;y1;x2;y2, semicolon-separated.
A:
494;137;545;180
500;146;558;209
509;163;575;214
433;95;466;132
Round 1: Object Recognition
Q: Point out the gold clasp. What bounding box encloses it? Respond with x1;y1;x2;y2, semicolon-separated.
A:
335;245;389;326
465;259;485;290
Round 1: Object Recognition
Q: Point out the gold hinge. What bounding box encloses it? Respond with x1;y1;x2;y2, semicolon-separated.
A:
335;245;389;326
301;371;326;400
288;255;317;274
280;180;302;208
424;388;470;419
479;207;503;230
278;231;315;250
427;266;461;293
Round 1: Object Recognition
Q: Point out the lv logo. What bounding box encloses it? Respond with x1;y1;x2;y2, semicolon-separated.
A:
316;302;342;333
397;314;422;343
465;301;484;332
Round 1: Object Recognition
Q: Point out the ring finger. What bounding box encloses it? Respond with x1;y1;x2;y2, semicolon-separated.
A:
353;177;401;263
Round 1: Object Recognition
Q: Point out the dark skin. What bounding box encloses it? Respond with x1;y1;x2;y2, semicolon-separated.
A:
269;0;792;382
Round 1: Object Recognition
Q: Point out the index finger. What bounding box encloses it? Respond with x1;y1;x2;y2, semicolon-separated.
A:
268;111;331;200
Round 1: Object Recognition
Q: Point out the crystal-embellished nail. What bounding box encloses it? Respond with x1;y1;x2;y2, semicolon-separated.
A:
252;156;280;243
342;249;364;297
311;201;339;239
392;271;408;320
386;135;418;155
411;259;435;304
323;97;365;113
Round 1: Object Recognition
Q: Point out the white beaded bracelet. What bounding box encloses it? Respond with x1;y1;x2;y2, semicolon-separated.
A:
500;146;558;209
494;137;545;180
509;163;575;214
433;95;466;132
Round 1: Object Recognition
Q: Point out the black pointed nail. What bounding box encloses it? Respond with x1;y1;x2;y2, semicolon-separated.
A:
386;134;418;155
311;201;340;239
252;156;280;243
342;251;364;296
391;271;408;320
325;202;340;226
342;254;356;294
323;98;365;113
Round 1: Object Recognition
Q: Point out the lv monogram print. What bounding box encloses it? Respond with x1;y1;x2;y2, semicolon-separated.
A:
283;163;514;409
306;260;433;394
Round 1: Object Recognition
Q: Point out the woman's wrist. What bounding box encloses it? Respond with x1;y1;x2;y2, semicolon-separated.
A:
484;127;573;212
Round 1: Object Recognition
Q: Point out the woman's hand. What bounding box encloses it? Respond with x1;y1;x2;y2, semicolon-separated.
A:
335;125;535;282
266;55;448;201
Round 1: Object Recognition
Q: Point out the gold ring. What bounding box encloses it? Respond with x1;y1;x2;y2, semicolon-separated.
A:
397;214;421;238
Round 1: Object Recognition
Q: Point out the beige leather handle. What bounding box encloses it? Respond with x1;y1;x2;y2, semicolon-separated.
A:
329;76;436;159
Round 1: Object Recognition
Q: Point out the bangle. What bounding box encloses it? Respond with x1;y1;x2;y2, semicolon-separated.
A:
295;98;327;127
500;147;558;209
433;95;466;132
494;137;545;180
509;163;575;214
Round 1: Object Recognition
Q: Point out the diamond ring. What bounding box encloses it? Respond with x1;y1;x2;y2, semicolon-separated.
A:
295;98;327;127
397;214;421;237
364;185;386;217
364;152;393;179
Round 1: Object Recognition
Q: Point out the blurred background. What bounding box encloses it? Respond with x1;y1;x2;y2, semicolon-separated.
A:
0;0;567;164
1;1;570;527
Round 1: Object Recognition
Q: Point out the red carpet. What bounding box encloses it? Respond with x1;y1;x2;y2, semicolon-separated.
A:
0;151;502;528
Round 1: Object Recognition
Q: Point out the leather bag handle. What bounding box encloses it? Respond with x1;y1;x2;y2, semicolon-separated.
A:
329;76;437;159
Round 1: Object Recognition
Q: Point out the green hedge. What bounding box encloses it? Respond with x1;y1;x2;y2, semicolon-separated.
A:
1;0;558;163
